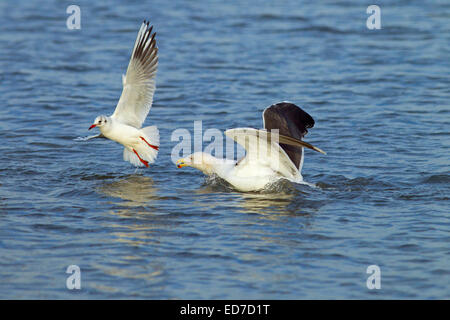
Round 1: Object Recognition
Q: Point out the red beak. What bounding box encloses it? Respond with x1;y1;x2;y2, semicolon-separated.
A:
88;124;96;130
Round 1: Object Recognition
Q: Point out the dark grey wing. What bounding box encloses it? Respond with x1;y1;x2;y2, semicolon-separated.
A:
262;102;315;169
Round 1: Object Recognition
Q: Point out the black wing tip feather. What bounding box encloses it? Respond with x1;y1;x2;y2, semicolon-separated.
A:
133;20;158;62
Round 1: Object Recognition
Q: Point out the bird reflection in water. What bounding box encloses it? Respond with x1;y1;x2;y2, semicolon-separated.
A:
97;174;158;209
96;174;161;244
239;192;296;216
193;177;317;218
94;175;165;287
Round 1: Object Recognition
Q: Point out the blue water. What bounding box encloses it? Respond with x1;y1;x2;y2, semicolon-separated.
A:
0;0;449;299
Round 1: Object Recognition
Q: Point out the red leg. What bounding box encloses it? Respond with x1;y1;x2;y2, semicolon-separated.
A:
140;136;159;151
133;149;149;168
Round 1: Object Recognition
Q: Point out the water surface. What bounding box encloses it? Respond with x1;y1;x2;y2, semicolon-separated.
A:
0;0;449;299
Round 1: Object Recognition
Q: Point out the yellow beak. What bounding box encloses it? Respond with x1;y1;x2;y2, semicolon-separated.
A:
176;158;186;168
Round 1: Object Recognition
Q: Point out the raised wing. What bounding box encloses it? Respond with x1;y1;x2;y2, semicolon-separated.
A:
111;21;158;128
225;128;300;180
263;102;318;169
225;128;325;179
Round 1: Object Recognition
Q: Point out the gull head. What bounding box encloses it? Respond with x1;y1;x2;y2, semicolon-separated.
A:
89;115;110;130
176;152;217;175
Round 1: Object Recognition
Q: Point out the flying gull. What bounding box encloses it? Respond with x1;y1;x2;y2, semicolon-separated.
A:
176;102;326;192
86;21;159;168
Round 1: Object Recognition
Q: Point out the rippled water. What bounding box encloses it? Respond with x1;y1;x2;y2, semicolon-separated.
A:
0;0;449;299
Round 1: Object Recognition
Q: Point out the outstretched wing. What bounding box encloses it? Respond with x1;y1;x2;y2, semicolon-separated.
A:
263;102;317;170
225;128;325;179
111;21;158;128
225;128;300;180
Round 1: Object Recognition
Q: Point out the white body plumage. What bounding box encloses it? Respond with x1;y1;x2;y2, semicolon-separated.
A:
176;103;325;192
87;21;160;168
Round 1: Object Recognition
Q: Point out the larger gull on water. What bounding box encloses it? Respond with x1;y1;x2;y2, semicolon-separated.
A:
177;102;326;192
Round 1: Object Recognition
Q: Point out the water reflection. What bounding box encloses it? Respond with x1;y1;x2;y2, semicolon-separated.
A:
97;174;158;208
95;175;166;288
97;174;162;244
192;177;320;218
238;192;296;216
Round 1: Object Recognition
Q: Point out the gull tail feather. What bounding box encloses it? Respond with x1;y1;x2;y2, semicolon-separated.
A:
123;148;147;167
141;125;160;148
123;125;159;167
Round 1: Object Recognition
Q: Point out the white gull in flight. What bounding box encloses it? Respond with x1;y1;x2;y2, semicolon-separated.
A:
87;21;159;168
176;102;326;192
